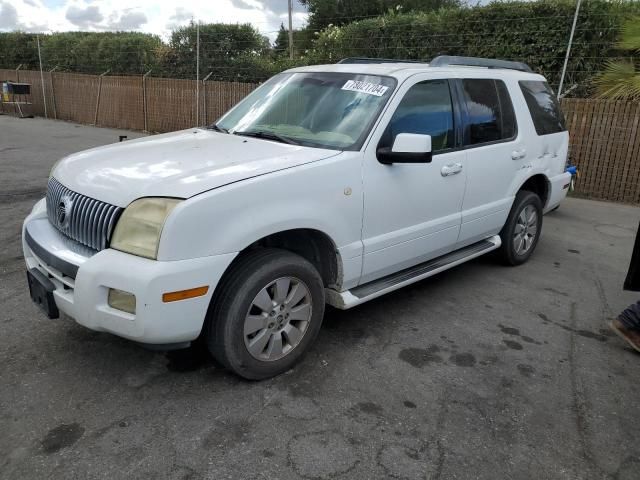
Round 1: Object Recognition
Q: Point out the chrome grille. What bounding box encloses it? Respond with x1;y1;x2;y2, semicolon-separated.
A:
46;177;123;251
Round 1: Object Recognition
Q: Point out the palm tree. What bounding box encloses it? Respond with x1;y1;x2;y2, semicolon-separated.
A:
594;17;640;100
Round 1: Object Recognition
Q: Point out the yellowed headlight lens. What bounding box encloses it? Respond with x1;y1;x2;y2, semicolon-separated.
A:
110;198;181;259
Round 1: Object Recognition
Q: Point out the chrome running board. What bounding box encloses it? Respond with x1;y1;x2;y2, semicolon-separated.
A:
326;235;501;310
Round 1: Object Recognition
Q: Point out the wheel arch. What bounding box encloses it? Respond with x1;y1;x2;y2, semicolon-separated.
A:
217;228;342;292
517;173;551;209
245;228;341;289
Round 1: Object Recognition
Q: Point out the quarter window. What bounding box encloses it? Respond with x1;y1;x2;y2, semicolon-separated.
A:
383;79;455;153
519;80;566;135
461;79;517;145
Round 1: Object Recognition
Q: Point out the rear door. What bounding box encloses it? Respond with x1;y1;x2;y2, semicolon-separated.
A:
455;77;523;247
518;79;569;177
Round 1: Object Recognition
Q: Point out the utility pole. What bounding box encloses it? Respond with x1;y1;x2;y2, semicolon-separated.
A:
196;21;200;125
36;35;48;118
288;0;294;60
49;66;59;119
142;69;152;132
558;0;582;99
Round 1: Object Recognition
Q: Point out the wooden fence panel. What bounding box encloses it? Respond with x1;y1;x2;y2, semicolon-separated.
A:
51;72;100;124
0;68;55;117
561;98;640;204
96;75;145;131
145;77;198;133
202;80;258;125
0;69;18;115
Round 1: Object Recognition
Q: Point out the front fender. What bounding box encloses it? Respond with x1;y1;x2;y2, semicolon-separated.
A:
157;153;364;263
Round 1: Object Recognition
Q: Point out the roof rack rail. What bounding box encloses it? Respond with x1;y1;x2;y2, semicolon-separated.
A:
430;55;532;73
337;57;426;65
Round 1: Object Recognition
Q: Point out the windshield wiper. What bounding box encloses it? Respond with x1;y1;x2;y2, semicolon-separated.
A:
207;124;229;134
233;130;300;145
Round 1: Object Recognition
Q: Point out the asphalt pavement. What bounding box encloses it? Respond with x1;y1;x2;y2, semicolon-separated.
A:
1;116;640;480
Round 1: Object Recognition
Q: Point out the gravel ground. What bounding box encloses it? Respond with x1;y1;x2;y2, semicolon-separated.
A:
1;115;640;480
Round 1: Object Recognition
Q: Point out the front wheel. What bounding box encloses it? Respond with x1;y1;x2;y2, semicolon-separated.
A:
205;248;325;380
497;191;543;266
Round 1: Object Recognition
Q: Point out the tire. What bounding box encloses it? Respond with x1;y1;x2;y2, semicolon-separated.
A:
205;248;325;380
497;190;543;266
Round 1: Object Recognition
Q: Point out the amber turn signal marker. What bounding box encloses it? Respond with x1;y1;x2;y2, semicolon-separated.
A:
162;286;209;303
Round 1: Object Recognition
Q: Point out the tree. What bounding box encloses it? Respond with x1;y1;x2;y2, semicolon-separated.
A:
273;23;316;58
0;31;162;74
41;32;162;74
299;0;461;31
0;32;39;70
274;23;289;55
307;0;640;96
162;22;270;79
594;17;640;100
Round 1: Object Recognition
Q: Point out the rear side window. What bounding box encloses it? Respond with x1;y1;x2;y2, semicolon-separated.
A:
519;80;566;135
461;79;517;145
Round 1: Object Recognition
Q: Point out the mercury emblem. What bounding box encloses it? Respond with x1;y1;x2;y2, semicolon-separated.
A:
57;195;73;229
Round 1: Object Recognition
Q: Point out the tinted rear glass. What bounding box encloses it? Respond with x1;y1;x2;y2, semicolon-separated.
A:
461;79;517;145
519;80;566;135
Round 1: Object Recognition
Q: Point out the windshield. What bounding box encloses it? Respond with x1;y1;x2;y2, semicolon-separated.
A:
216;72;396;150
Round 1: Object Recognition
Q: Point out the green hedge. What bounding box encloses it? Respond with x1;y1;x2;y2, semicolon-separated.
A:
307;0;640;95
1;1;637;90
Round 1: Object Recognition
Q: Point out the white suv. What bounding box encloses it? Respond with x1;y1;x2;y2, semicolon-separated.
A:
23;56;571;379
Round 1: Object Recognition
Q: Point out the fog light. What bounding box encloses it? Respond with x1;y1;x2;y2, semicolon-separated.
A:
108;288;136;314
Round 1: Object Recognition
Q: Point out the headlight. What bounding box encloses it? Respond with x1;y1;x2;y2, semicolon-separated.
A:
110;198;182;260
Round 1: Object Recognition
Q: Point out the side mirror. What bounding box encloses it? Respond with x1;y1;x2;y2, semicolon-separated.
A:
377;133;433;164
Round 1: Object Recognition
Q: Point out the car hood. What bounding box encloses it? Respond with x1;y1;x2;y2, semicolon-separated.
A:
52;128;341;207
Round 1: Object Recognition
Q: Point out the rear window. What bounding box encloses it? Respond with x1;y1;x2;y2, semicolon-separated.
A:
461;79;517;145
519;81;566;135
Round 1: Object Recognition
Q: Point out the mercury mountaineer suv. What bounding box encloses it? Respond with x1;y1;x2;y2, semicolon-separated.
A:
23;56;572;379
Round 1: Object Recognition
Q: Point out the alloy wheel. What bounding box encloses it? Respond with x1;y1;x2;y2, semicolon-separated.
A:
513;204;538;255
243;276;312;361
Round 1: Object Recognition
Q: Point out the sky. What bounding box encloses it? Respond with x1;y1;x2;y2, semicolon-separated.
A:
0;0;309;40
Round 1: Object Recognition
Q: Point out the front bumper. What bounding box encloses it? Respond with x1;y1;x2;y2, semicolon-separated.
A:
23;200;237;345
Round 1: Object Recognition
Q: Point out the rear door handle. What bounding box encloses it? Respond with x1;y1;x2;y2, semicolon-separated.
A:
441;163;463;177
511;149;527;160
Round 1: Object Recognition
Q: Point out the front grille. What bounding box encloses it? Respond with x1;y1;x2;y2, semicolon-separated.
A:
46;177;123;251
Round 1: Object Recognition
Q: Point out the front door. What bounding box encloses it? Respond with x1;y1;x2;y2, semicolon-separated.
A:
360;76;467;284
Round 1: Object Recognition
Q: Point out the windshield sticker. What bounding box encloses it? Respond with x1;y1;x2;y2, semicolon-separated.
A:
341;80;389;97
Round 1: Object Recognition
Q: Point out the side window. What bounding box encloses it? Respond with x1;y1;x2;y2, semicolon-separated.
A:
519;80;566;135
497;81;517;139
461;79;517;145
383;79;454;152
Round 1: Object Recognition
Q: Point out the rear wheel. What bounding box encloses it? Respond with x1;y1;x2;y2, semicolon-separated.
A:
205;248;325;380
498;191;543;266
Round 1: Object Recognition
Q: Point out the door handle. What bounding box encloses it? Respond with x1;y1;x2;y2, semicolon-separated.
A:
511;149;527;160
441;163;463;177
